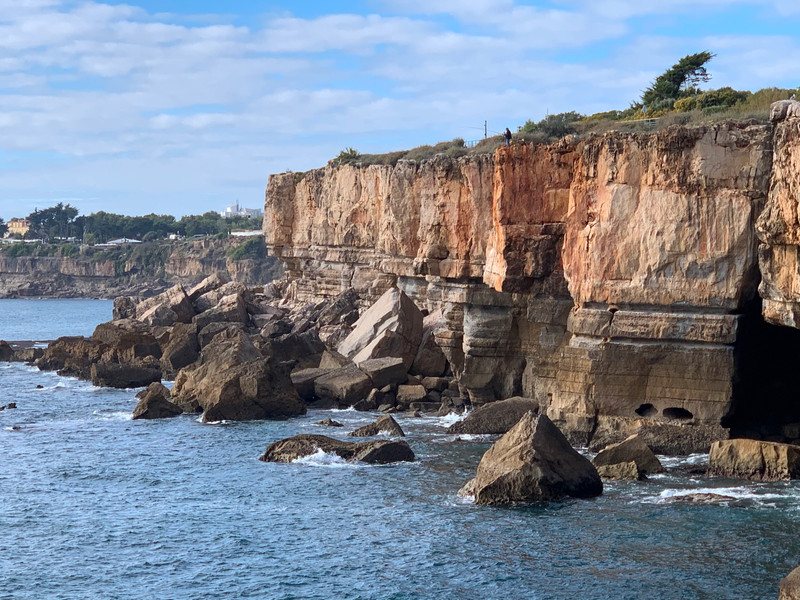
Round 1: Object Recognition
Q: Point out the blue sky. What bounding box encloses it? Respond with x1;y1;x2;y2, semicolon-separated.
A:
0;0;798;221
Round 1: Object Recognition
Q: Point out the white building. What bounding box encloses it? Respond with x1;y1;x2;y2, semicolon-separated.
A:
220;201;262;219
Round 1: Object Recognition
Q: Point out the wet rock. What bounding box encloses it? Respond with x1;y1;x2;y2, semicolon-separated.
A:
0;341;13;361
259;433;414;464
313;364;372;407
447;397;540;435
132;382;183;419
348;415;405;437
459;412;602;505
338;287;423;370
592;434;664;476
780;565;800;600
90;363;161;389
667;492;737;504
315;418;343;427
708;439;800;481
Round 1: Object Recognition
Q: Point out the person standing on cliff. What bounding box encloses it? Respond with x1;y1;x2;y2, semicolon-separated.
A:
504;128;512;147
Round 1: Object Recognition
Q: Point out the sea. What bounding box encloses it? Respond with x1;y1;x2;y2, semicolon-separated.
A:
1;298;800;600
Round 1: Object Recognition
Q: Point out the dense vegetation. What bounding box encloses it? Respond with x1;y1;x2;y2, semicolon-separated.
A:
6;203;262;244
323;52;798;169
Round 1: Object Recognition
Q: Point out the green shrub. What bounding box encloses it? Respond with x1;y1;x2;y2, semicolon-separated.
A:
227;237;266;261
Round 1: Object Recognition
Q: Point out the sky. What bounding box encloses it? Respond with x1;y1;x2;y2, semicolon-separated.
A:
0;0;799;222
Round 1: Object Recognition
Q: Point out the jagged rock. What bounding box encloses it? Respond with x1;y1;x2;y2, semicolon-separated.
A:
290;368;332;401
37;336;107;379
315;418;343;427
771;99;800;123
596;461;644;481
92;319;162;365
132;382;183;419
192;292;248;331
313;364;372;406
357;357;407;389
396;384;427;408
421;377;450;392
113;296;138;320
319;349;351;369
780;566;800;600
667;493;737;504
11;347;44;363
170;328;304;421
592;434;664;476
408;401;441;412
160;322;200;377
91;362;161;388
193;281;247;313
447;397;540;435
198;323;243;348
354;386;392;411
410;310;448;377
588;417;730;456
134;284;195;326
259;433;414;464
188;273;230;302
348;415;405;437
265;329;326;371
708;439;800;481
0;341;14;361
459;412;602;505
260;318;292;339
337;287;423;370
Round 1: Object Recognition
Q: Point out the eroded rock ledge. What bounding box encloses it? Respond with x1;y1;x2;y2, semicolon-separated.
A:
264;103;800;449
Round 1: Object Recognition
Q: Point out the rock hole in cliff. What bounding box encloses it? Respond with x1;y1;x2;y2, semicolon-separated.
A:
635;403;658;418
663;407;693;421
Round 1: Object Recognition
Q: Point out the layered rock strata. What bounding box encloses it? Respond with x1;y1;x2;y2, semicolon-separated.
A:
264;112;800;447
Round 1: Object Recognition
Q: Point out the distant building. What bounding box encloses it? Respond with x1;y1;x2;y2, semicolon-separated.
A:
220;201;262;219
6;217;31;237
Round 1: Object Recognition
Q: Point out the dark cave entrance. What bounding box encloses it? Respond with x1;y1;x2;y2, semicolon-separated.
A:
728;297;800;441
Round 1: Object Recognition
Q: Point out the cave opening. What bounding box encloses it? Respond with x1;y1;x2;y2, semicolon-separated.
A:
729;297;800;441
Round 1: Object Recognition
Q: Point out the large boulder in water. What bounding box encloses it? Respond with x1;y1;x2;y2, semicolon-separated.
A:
708;439;800;481
781;566;800;600
592;434;664;476
348;415;405;437
259;434;414;464
92;319;162;366
447;397;540;435
171;328;304;422
37;336;107;379
132;382;183;419
159;322;200;377
459;412;602;505
91;362;161;388
337;287;423;370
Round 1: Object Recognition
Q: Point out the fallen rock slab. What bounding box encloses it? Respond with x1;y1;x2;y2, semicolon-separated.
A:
709;439;800;481
132;382;183;419
349;415;405;437
313;364;372;406
459;412;602;505
259;434;414;464
357;357;407;389
447;397;540;435
592;434;664;476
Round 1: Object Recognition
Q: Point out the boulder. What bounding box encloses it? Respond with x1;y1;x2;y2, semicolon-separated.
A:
459;412;603;505
410;310;448;377
592;434;664;476
667;493;737;504
188;273;230;302
170;328;305;421
349;415;405;437
159;322;200;377
132;382;183;419
396;384;427;408
259;434;414;464
290;368;333;401
90;362;161;389
421;377;450;392
447;397;540;435
193;281;247;313
313;364;373;406
37;336;107;379
319;349;352;369
134;284;195;326
198;323;244;348
113;296;138;320
708;439;800;481
337;287;423;370
265;329;326;371
780;566;800;600
192;292;249;331
315;418;343;427
92;319;162;365
357;357;407;389
11;347;44;363
0;341;13;361
596;461;644;481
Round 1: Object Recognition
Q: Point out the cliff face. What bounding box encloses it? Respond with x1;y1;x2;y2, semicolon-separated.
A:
0;238;282;299
264;107;800;444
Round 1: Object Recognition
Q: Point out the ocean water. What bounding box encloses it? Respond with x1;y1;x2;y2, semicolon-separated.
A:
2;300;800;600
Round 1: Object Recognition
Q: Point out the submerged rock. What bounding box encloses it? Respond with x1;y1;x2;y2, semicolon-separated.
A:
447;397;540;435
708;439;800;481
459;412;602;505
348;415;405;438
315;418;343;427
259;433;414;464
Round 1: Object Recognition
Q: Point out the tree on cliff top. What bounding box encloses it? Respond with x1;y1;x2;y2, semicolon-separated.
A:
0;218;7;238
641;51;715;110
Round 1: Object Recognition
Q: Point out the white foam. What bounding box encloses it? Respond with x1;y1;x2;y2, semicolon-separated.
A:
292;448;352;468
92;410;132;421
644;485;790;505
435;410;467;427
658;453;708;469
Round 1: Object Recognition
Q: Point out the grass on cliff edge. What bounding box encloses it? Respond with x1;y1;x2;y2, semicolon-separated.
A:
307;85;797;175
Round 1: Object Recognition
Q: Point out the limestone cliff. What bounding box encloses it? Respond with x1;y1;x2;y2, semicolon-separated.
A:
264;107;800;447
